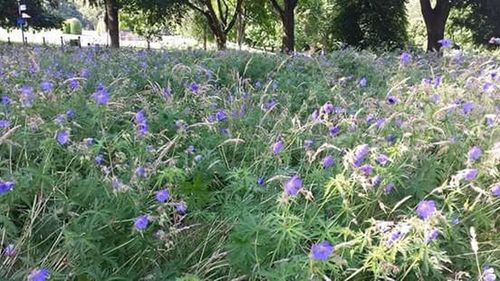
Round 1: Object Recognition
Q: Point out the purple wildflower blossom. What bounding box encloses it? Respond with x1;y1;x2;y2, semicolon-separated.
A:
384;182;395;194
28;268;49;281
491;183;500;197
134;215;149;230
482;266;497;281
416;200;437;220
329;125;341;137
135;166;146;178
40;81;54;92
156;189;170;203
371;175;382;187
322;101;334;114
310;241;334;261
257;177;265;186
0;119;10;129
1;95;11;106
352;144;369;167
20;85;34;107
321;155;334;169
462;101;474;114
400;52;411;64
272;140;284;155
425;228;439;243
360;164;373;174
3;244;15;256
56;130;70;145
459;169;478;181
284;175;302;196
438;38;453;49
376;154;390;166
0;180;15;194
468;146;482;161
387;96;397;105
175;201;187;214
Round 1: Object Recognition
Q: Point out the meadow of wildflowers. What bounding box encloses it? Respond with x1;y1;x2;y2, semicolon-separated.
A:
0;44;499;280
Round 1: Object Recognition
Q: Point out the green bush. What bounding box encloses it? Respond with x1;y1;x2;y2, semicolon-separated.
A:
63;18;82;35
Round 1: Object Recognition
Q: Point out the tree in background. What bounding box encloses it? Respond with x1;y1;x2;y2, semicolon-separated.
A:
330;0;408;50
269;0;299;53
449;0;500;46
419;0;450;51
183;0;243;50
0;0;63;30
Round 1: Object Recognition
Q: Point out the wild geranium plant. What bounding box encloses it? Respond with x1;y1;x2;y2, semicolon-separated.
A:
0;44;498;280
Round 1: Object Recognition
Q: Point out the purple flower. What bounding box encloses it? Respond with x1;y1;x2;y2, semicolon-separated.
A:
40;80;54;92
310;109;320;121
215;110;227;121
376;118;386;128
371;175;382;187
386;96;397;105
430;93;440;103
352;144;370;167
482;266;497;281
257;177;265;186
272;140;284;155
329;126;341;137
304;140;314;150
68;78;79;90
175;201;187;214
468;146;482;161
20;85;34;107
84;138;94;146
0;119;10;129
156;189;170;203
360;164;373;174
93;89;109;105
56;130;70;145
491;183;500;197
3;244;15;256
1;95;11;106
135;110;148;136
194;155;203;162
284;175;302;196
483;82;494;93
376;154;389;166
0;180;15;194
66;109;76;119
162;87;172;98
264;98;277;110
28;268;49;281
459;169;478;181
134;215;149;230
416;200;437;220
135;166;146;178
95;154;104;165
462;101;474;114
358;77;368;87
310;240;334;261
438;38;453;49
425;228;439;243
385;134;396;144
322;101;334;114
81;68;90;78
321;155;334;169
485;115;495;127
189;82;199;93
400;52;411;64
386;223;411;246
384;182;395;194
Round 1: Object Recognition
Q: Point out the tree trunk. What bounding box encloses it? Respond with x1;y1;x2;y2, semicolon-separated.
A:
216;33;227;50
237;11;245;50
282;2;295;53
420;0;450;52
105;0;120;48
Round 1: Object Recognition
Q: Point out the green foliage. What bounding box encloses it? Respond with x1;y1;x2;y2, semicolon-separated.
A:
63;18;83;35
329;0;409;49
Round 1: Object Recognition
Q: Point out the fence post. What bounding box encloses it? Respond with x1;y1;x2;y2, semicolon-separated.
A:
24;37;27;45
60;36;64;51
43;37;46;45
7;37;11;44
147;40;150;50
78;36;82;48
